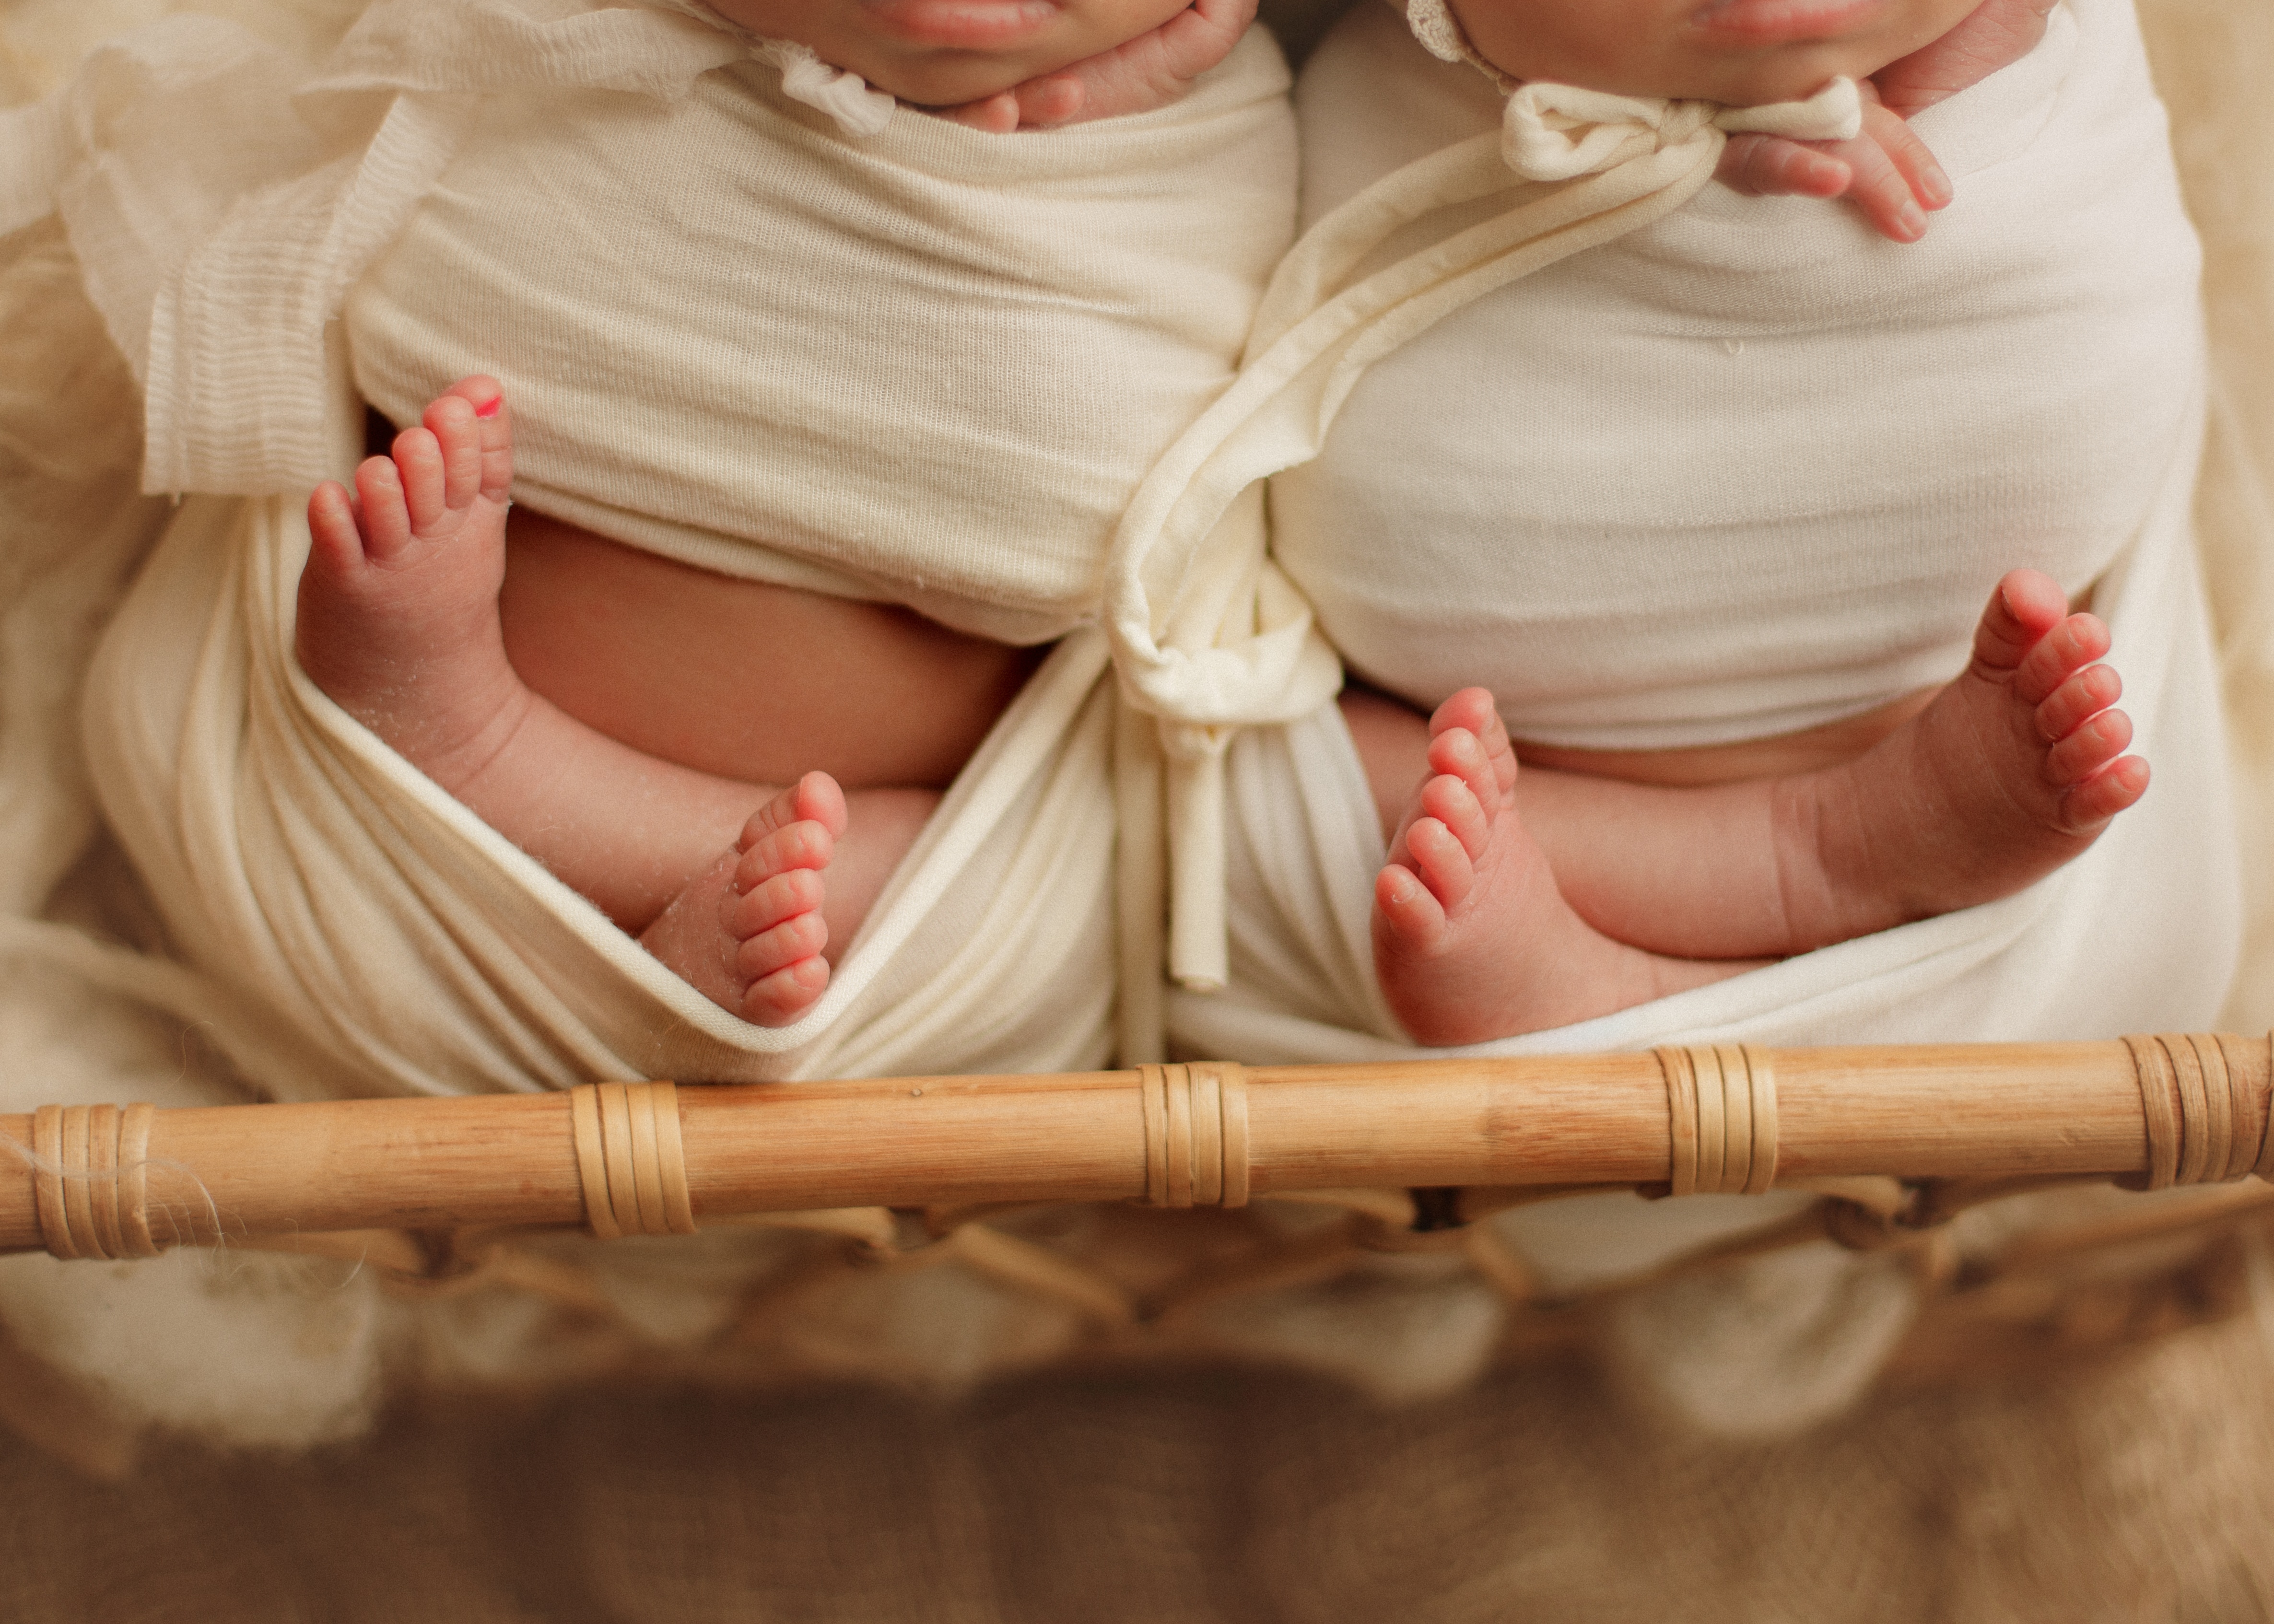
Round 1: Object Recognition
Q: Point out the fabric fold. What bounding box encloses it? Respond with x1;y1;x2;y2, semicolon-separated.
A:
83;494;1125;1095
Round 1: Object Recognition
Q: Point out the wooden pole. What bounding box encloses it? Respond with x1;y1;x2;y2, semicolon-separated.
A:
0;1038;2261;1256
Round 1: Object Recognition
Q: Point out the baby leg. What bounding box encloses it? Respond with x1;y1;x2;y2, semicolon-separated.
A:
1480;570;2146;960
1367;690;1748;1047
1778;567;2145;948
301;378;926;1027
299;376;523;784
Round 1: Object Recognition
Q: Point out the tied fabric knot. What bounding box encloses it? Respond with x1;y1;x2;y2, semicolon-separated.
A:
750;40;897;136
645;0;897;135
1404;0;1473;66
1399;0;1863;181
1504;78;1864;182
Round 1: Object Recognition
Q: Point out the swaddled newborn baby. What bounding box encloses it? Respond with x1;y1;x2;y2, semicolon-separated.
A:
297;0;1295;1025
301;0;1922;1034
1277;0;2188;1044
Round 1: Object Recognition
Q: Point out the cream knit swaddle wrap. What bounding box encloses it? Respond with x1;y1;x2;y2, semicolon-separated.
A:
343;18;1297;644
1087;0;2238;1410
1095;0;2232;1056
8;0;1297;1095
1204;0;2231;1063
1278;0;2192;750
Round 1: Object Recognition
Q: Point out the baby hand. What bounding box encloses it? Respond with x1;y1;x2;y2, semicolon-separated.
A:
1718;80;1949;244
1717;0;2057;243
933;0;1256;133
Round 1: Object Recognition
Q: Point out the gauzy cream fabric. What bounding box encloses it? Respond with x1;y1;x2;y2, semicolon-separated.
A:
4;0;1298;1100
82;500;1128;1096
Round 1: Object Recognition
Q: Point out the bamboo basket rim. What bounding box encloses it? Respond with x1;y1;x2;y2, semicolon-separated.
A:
6;1034;2266;1259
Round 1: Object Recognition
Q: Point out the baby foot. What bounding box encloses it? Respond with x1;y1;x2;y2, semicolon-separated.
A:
1792;569;2148;945
296;376;524;792
724;773;849;1024
1374;689;1733;1046
640;773;849;1027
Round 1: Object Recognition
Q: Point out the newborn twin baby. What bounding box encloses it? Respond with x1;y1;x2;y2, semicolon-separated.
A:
298;0;2145;1049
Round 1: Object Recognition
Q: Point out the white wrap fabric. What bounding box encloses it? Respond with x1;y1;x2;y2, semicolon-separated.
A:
1278;1;2197;750
84;501;1129;1095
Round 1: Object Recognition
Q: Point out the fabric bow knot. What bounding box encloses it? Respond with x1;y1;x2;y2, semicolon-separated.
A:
1501;77;1865;182
1401;0;1864;181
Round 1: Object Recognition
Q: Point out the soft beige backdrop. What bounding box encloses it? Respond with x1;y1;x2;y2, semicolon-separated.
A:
2;0;2273;1617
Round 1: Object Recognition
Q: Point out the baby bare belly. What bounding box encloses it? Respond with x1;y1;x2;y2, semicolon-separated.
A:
1506;583;2095;788
1514;689;1938;787
499;509;1044;791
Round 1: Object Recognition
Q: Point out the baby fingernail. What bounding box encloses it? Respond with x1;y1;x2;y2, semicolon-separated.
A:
475;397;502;419
1898;202;1927;239
1921;165;1952;207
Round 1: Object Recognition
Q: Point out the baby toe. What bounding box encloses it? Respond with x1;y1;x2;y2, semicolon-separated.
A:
1418;771;1491;859
1405;816;1477;911
460;381;516;503
742;956;831;1026
2034;663;2121;744
306;480;365;567
1428;688;1499;744
2062;756;2150;829
1972;570;2067;676
351;455;415;560
2046;707;2133;786
1425;698;1514;806
726;866;825;938
422;394;485;513
1375;863;1449;946
741;772;847;852
738;818;835;888
737;909;829;982
2013;613;2113;706
390;427;451;536
790;771;849;838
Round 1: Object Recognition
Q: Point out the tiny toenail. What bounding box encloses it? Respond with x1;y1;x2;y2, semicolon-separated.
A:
475;398;501;419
